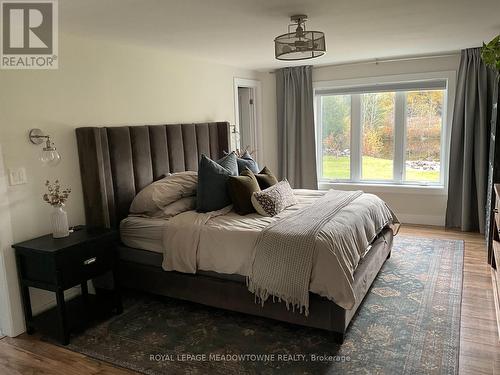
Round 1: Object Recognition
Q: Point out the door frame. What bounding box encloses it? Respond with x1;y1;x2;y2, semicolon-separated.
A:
233;78;263;164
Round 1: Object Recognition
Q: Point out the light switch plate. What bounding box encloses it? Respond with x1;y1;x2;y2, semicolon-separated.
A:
8;167;27;186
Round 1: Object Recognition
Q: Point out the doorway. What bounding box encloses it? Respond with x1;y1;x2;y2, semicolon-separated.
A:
237;87;253;152
233;78;263;163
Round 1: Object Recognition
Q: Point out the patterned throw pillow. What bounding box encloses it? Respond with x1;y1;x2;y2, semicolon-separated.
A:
251;180;297;217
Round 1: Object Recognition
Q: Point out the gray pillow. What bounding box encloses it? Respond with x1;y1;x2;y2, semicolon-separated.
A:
237;151;259;174
217;152;239;176
197;154;236;212
224;150;260;174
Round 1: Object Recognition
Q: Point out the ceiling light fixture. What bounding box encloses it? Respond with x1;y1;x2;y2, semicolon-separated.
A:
29;128;61;167
274;15;326;61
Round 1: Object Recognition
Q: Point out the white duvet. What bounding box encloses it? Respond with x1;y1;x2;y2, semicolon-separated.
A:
160;189;398;309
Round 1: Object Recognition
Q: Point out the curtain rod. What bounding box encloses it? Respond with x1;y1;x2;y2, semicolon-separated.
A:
268;52;460;73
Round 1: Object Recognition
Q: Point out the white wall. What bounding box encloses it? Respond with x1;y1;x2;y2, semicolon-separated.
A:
261;55;461;225
0;32;259;332
0;146;24;336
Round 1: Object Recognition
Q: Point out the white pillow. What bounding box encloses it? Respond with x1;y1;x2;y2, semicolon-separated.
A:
158;196;196;218
251;180;297;217
129;171;197;215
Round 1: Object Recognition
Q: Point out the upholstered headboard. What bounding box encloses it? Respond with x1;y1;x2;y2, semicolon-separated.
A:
76;122;230;228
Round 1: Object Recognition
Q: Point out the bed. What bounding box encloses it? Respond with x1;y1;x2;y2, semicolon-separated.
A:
76;122;396;343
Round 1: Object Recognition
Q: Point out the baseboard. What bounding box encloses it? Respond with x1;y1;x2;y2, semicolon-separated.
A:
396;213;444;226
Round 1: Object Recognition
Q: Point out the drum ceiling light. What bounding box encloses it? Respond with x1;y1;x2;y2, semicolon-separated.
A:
274;15;326;61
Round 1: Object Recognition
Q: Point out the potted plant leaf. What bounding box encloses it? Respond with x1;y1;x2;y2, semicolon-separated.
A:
482;35;500;248
481;35;500;74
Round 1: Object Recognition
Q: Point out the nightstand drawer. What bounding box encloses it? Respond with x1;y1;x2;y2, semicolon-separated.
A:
17;252;58;286
55;239;115;288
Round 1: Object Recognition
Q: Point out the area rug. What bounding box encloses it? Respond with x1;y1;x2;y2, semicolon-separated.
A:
63;236;463;374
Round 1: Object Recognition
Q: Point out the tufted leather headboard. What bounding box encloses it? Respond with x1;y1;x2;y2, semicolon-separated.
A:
76;122;230;228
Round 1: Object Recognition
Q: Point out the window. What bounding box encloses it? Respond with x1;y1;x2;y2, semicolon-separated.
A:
315;77;449;186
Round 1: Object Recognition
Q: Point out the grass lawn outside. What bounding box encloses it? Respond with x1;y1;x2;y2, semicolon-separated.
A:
322;155;440;183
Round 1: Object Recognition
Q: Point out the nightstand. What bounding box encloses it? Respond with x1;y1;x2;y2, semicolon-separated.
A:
13;226;122;345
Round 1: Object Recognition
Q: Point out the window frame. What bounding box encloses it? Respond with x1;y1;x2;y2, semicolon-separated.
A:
313;71;456;193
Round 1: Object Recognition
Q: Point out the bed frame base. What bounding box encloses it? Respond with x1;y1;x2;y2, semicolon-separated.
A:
116;229;393;342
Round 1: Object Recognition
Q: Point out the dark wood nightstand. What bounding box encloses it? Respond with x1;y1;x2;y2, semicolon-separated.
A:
13;226;122;345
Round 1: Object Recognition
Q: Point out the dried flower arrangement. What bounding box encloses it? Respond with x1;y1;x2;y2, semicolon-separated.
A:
234;145;257;158
42;180;71;207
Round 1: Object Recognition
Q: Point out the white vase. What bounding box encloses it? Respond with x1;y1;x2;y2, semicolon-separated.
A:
51;205;69;238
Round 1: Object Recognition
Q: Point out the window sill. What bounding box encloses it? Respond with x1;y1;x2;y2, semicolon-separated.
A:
318;181;447;195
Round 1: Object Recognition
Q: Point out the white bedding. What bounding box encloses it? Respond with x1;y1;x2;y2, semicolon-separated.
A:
141;189;397;309
120;190;327;255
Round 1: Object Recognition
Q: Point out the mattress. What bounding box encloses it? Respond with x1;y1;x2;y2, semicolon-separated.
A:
120;216;166;253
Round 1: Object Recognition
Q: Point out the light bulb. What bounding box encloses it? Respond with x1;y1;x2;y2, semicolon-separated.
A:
40;148;61;166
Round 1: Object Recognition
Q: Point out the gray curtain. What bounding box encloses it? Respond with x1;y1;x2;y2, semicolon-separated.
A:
446;48;498;232
276;65;318;189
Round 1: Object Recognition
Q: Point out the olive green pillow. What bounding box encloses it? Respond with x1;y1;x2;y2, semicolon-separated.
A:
227;169;261;215
253;166;278;190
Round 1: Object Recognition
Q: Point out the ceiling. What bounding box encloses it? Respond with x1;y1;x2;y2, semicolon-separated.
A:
61;0;500;71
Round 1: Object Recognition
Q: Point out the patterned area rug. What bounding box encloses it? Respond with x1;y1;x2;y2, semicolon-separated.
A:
64;236;463;374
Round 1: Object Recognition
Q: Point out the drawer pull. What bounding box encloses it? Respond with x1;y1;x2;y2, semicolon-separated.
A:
495;208;499;214
83;257;97;265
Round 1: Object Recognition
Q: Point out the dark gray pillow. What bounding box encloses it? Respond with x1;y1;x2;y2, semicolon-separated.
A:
197;154;235;212
237;151;259;174
217;152;238;176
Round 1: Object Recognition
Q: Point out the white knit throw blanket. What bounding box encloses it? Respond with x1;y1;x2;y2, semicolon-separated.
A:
247;189;363;316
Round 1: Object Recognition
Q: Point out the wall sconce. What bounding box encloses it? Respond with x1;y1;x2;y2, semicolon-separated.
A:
28;129;61;167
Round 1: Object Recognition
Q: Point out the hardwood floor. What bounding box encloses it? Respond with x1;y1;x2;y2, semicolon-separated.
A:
0;225;499;374
401;225;500;375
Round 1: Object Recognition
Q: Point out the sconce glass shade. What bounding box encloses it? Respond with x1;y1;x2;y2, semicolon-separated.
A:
29;128;61;167
40;147;61;166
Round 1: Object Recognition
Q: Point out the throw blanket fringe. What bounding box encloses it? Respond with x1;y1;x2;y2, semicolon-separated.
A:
247;190;363;316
